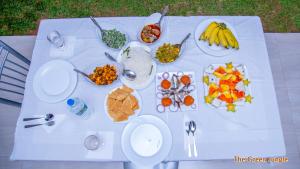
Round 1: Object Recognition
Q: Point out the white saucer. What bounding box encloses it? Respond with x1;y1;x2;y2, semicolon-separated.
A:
121;115;172;167
33;60;77;103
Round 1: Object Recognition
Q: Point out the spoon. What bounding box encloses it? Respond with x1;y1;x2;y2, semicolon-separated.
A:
122;70;137;81
73;68;89;78
73;68;103;85
189;121;198;157
174;33;191;50
104;52;137;81
23;113;54;122
24;121;55;128
90;16;105;36
155;5;169;27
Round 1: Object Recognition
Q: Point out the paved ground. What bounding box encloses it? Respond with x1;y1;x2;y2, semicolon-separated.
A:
0;34;299;169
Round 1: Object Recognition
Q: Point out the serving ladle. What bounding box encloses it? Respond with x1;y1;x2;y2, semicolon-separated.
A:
104;52;137;81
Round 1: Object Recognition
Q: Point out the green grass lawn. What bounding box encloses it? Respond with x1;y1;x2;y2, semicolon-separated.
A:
1;0;299;35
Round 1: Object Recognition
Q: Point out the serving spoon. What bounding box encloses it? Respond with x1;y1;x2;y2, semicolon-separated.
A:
104;52;137;81
155;5;169;27
174;33;191;50
73;68;89;78
90;16;105;36
73;68;101;85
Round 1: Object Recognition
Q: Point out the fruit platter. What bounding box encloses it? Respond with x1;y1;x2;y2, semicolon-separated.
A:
203;62;253;112
194;19;239;57
155;72;198;113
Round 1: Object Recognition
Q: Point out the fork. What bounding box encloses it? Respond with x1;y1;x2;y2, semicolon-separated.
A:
185;121;192;157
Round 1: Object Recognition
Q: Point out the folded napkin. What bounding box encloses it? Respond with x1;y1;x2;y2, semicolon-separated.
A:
183;115;191;155
21;114;66;133
42;114;66;133
49;36;76;58
183;115;201;158
84;131;114;160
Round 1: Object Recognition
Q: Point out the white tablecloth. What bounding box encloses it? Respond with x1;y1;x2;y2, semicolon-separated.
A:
11;16;285;161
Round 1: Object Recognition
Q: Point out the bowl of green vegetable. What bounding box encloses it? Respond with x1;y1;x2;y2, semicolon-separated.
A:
96;22;129;50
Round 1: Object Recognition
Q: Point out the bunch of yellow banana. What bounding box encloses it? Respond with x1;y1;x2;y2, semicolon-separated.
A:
199;22;239;49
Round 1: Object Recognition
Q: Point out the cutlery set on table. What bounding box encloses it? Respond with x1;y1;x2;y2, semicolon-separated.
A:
23;113;55;128
185;120;198;157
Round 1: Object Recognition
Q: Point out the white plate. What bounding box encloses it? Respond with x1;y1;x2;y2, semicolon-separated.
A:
95;22;130;50
33;60;77;103
137;13;167;45
130;124;163;157
194;18;239;57
117;41;157;90
121;115;172;167
104;86;142;123
155;71;198;113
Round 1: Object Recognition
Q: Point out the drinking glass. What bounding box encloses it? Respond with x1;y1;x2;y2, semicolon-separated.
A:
47;30;64;48
84;135;103;150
